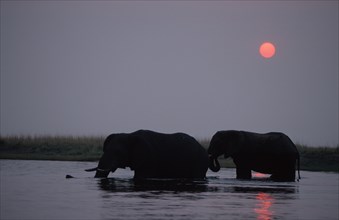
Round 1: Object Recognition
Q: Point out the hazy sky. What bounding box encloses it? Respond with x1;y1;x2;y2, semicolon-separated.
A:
1;1;338;147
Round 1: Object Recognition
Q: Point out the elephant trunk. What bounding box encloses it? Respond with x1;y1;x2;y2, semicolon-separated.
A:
94;167;116;178
208;156;221;172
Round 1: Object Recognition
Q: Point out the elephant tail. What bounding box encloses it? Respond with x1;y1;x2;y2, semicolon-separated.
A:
297;155;301;181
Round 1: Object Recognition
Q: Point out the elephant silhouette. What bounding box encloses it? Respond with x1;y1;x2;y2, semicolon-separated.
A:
208;130;300;182
86;130;209;179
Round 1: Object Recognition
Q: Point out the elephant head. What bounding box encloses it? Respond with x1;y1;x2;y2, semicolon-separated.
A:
86;134;143;178
207;131;242;172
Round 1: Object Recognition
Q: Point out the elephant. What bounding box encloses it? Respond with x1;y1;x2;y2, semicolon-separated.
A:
208;130;300;182
86;130;209;179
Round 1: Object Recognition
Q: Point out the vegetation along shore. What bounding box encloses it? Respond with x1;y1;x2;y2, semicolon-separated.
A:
0;136;338;172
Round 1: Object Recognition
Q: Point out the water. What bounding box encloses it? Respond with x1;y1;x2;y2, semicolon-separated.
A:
1;160;338;220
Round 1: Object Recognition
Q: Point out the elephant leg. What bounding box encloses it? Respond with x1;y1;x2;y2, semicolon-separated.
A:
271;161;296;182
236;166;252;180
133;167;158;179
271;172;295;182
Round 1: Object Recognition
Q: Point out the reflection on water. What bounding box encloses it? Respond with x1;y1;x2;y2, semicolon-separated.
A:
98;178;209;193
233;185;297;194
1;160;338;220
97;177;297;194
255;192;273;220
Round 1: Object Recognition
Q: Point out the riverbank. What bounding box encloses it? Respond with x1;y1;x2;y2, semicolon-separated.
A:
0;136;338;172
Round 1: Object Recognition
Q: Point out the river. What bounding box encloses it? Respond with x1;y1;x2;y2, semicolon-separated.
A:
0;160;338;219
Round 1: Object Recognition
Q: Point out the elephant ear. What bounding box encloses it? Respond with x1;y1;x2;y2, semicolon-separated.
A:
127;135;152;169
233;131;246;155
223;131;244;157
103;134;120;152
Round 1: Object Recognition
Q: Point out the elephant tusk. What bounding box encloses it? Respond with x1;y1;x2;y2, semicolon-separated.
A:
97;168;111;172
86;167;112;172
85;167;98;172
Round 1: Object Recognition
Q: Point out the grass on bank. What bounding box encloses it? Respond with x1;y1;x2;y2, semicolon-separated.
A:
0;136;338;172
0;136;104;161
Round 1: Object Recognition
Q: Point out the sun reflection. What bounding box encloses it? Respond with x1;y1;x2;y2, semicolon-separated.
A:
254;192;274;220
253;172;269;178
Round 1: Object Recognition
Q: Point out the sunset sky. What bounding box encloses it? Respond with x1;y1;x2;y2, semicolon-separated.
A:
1;1;338;147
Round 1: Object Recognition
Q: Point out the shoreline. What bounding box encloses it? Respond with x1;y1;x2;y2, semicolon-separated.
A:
1;136;338;172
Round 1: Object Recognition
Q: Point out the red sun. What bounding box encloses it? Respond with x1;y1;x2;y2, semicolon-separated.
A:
259;42;276;59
